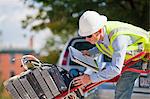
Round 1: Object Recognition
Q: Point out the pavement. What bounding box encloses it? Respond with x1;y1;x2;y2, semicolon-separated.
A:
85;89;150;99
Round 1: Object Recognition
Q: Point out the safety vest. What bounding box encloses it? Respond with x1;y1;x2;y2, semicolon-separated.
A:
95;21;150;61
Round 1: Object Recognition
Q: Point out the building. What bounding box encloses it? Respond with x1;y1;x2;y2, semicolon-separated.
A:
0;49;34;80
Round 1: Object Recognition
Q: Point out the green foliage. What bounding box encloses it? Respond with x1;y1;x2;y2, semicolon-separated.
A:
0;77;11;99
0;79;4;97
39;50;60;64
22;0;150;50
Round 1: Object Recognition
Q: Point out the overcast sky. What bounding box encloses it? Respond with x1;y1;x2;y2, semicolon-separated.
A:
0;0;51;52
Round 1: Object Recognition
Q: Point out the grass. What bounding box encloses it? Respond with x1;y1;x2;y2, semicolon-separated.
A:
0;79;11;99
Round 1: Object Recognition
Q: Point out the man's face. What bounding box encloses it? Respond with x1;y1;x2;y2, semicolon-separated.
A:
85;29;104;44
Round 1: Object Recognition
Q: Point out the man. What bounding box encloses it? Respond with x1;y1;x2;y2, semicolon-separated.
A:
73;11;149;99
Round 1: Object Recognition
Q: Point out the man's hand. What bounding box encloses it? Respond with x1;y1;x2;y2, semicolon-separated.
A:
81;50;90;56
73;74;92;87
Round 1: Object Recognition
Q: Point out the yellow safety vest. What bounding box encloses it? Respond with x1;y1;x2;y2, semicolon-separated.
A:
95;21;149;61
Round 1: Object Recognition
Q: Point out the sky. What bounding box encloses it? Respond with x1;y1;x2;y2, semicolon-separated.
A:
0;0;52;52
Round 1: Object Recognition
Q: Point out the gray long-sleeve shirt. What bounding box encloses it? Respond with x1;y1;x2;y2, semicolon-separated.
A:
85;33;137;82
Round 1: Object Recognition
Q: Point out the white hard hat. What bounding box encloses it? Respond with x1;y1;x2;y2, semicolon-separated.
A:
79;11;107;37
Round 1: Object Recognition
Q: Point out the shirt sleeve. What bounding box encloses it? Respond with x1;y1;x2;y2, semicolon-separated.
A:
90;35;131;82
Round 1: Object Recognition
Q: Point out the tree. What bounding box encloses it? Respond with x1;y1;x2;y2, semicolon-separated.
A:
39;50;60;64
22;0;150;51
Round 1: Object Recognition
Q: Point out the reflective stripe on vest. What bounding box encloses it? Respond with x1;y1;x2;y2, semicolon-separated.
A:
95;27;148;60
95;43;112;58
108;27;149;44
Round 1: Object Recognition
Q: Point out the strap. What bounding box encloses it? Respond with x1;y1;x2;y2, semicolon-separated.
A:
124;51;146;65
123;68;150;74
122;52;150;74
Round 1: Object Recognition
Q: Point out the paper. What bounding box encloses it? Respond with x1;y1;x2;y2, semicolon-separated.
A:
69;46;99;72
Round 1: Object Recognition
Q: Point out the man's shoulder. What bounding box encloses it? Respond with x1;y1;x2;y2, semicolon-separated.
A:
106;21;129;26
105;21;129;32
107;21;122;23
106;21;145;31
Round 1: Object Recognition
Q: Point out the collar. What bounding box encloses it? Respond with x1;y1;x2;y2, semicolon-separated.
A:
97;27;110;46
